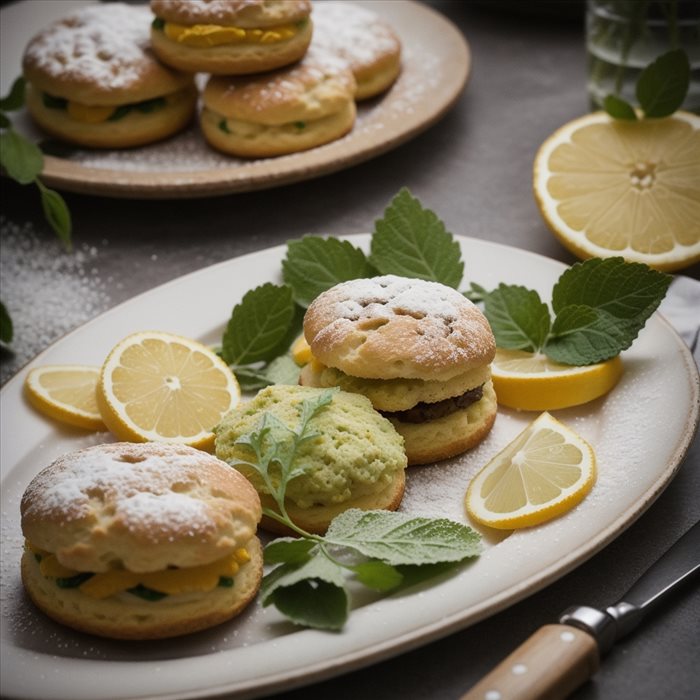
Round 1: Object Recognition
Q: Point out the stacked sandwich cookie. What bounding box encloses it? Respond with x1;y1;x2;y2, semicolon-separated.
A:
22;3;197;149
20;442;263;640
300;275;498;465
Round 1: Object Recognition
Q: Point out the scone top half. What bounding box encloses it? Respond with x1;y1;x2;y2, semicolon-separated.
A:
301;276;498;465
150;0;313;74
22;3;196;148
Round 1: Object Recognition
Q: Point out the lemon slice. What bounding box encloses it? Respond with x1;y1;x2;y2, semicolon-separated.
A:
97;331;240;450
491;348;623;411
290;334;312;366
534;110;700;272
466;412;596;529
24;365;106;430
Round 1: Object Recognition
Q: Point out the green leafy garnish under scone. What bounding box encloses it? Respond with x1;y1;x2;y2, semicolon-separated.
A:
216;387;482;630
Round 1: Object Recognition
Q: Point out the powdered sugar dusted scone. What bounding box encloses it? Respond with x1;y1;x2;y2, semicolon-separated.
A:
215;385;407;535
22;3;196;149
300;275;497;465
311;1;401;100
200;48;356;157
150;0;313;74
20;442;263;640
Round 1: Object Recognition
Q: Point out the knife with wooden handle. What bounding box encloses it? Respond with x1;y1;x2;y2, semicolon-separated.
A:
461;521;700;700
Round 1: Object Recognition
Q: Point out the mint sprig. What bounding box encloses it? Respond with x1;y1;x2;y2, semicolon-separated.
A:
603;48;690;120
227;390;481;630
370;188;464;287
482;257;671;365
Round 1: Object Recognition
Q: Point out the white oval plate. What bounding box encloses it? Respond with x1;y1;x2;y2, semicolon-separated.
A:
0;0;470;199
1;235;698;699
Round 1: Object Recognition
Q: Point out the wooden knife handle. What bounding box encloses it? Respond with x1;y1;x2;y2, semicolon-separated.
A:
460;624;599;700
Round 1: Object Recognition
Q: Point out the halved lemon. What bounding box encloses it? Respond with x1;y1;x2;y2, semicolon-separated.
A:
97;331;240;450
534;111;700;272
24;365;106;430
466;412;596;529
491;348;623;411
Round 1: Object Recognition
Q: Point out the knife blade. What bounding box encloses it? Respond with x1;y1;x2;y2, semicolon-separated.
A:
461;521;700;700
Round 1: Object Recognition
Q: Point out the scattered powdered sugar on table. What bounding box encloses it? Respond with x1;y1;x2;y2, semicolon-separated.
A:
0;217;111;384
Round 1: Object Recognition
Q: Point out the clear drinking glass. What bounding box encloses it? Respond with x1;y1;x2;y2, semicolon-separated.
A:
586;0;700;112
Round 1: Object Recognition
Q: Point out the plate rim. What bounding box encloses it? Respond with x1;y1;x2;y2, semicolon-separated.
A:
1;234;698;700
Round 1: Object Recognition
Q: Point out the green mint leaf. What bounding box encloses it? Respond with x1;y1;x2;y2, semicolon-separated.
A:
282;235;376;307
324;509;482;566
351;560;403;592
221;283;296;365
0;300;13;344
264;537;316;565
636;49;690;118
37;181;72;250
0;113;10;129
264;353;301;386
463;282;488;303
0;129;43;184
546;305;631;364
370;188;464;288
261;549;348;630
232;365;273;392
0;76;25;111
483;284;551;352
603;94;637;120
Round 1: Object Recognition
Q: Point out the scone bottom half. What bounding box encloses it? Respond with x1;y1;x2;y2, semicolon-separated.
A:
215;384;408;536
300;275;498;465
19;442;263;640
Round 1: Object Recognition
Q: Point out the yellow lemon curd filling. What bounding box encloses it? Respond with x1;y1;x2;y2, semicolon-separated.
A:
161;20;302;47
26;541;251;600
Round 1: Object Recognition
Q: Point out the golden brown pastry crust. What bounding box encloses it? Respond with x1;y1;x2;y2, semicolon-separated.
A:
150;0;311;28
200;50;356;156
259;468;405;536
22;3;193;106
21;538;263;640
21;442;262;574
304;276;496;382
24;83;196;149
311;1;402;100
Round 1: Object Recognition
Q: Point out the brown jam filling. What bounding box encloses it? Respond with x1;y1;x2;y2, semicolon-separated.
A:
381;384;484;424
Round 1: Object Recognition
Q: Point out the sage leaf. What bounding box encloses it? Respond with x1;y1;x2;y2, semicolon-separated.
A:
282;235;376;307
264;538;316;565
325;509;482;566
636;49;690;118
351;560;403;592
0;129;43;184
370;188;464;288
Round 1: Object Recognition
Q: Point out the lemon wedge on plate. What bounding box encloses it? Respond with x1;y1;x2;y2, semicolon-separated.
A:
491;348;623;411
24;365;106;430
534;110;700;272
466;412;596;529
97;331;240;450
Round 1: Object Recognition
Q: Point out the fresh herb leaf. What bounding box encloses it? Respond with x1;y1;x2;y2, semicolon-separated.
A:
42;93;68;110
0;113;9;129
264;537;317;565
0;129;44;184
221;283;296;365
264;353;301;386
261;549;349;630
282;235;376;307
152;17;165;30
636;48;690;118
0;301;13;344
483;284;551;352
370;188;464;288
603;94;637;120
233;365;274;392
0;76;25;111
350;560;403;592
37;180;72;250
463;282;488;303
324;509;482;566
218;118;231;134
